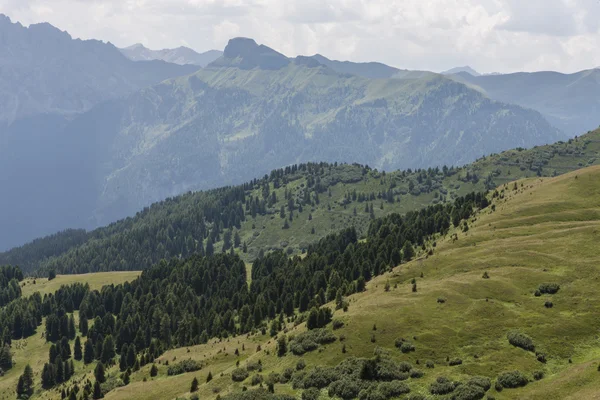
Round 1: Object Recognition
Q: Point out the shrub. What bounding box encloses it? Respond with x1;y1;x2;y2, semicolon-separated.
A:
410;369;424;379
536;352;547;363
296;359;306;371
332;320;345;330
398;362;413;373
251;374;263;386
246;361;262;372
328;378;361;400
507;331;535;352
232;368;249;382
377;381;410;398
494;381;503;392
533;371;544;381
453;384;486;400
497;371;528;388
425;360;435;369
407;395;426;400
280;368;294;384
544;301;553;308
430;376;457;395
289;329;336;355
467;376;491;391
538;283;560;294
448;358;463;366
167;359;202;376
394;339;416;354
300;367;338;389
302;388;320;400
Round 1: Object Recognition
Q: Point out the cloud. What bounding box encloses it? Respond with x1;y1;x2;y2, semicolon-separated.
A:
0;0;599;73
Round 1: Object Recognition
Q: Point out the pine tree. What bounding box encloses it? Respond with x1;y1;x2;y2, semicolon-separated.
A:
0;344;12;370
119;344;128;372
206;371;213;383
127;344;136;368
68;314;76;340
277;335;287;357
84;339;94;364
16;364;34;397
41;363;56;388
93;380;103;399
79;316;89;337
150;364;158;377
101;335;115;364
94;362;106;384
190;377;199;392
402;241;415;262
74;337;82;361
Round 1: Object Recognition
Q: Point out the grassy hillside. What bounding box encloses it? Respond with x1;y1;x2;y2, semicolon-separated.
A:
108;166;600;400
3;166;600;399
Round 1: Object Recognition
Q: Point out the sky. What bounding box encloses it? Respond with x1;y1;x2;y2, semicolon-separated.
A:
1;0;599;74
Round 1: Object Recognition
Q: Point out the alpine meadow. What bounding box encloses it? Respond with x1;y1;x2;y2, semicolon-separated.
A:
1;4;600;400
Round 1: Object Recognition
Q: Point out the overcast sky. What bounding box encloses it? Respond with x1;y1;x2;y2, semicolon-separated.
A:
1;0;599;73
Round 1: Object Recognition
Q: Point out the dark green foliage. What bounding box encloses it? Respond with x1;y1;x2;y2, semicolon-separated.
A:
232;368;250;382
296;359;306;371
430;376;458;395
251;374;263;386
94;362;106;384
150;364;158;377
449;358;463;366
394;338;415;353
332;320;344;330
507;331;535;352
93;380;103;399
306;307;333;330
538;283;560;294
277;335;287;357
220;388;295;400
206;371;213;382
496;371;528;388
302;388;320;400
16;364;34;398
544;301;553;308
0;344;12;371
0;265;23;307
167;359;202;376
48;269;57;280
328;378;361;399
533;371;544;381
191;377;199;392
288;329;337;355
467;376;491;391
452;384;486;400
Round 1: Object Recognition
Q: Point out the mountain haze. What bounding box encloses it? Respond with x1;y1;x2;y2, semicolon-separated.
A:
449;69;600;136
120;43;223;66
0;14;200;126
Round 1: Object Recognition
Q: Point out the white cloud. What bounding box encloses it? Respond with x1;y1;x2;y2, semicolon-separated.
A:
1;0;599;73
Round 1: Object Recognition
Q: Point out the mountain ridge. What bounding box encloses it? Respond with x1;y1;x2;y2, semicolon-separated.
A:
120;42;222;66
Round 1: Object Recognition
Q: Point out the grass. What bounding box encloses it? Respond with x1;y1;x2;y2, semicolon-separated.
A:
20;271;141;298
105;166;600;400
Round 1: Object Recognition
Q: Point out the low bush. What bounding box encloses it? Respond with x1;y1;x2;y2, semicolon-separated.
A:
453;384;486;400
251;374;263;386
425;360;435;369
289;329;337;355
448;358;463;366
302;388;320;400
507;331;535;352
328;378;361;400
538;283;560;294
410;369;424;379
377;381;411;398
430;376;457;395
467;376;491;392
167;359;202;376
332;320;345;330
533;371;544;381
232;368;250;382
497;371;528;388
296;359;307;371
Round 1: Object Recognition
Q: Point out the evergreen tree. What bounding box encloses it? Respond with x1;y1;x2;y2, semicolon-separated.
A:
190;377;199;392
119;344;128;372
79;316;89;337
94;362;106;384
93;380;103;399
150;364;158;377
84;339;94;364
16;364;34;398
100;335;115;364
41;363;56;388
206;371;213;383
74;337;82;361
0;344;13;370
126;344;136;368
68;314;76;340
402;241;415;262
277;335;287;357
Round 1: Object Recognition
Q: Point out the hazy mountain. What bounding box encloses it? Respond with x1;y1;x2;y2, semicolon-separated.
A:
308;54;400;79
442;66;481;76
449;69;600;136
0;14;200;125
120;43;223;66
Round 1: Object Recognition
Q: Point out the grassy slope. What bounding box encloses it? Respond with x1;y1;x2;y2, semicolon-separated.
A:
16;166;600;400
20;272;141;298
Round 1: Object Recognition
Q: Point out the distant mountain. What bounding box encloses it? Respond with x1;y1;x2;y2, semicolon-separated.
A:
442;66;481;76
120;43;222;66
0;14;200;125
449;69;600;136
308;54;400;79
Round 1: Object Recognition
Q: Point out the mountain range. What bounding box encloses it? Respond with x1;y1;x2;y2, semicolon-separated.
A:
0;15;598;251
119;43;223;66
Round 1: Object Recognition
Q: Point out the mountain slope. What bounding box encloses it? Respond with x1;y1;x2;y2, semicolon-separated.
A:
3;127;599;277
308;54;401;78
0;14;200;125
120;43;223;66
442;66;481;76
449;69;600;136
0;36;562;249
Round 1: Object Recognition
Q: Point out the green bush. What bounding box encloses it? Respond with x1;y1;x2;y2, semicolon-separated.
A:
467;376;491;392
507;331;535;352
448;358;463;366
410;369;424;379
407;395;426;400
332;320;345;330
497;371;528;388
328;378;361;400
289;329;337;355
453;384;486;400
425;360;435;369
296;359;307;371
394;338;415;353
430;376;457;395
302;388;321;400
166;359;202;376
232;368;250;382
533;371;544;381
377;381;410;398
538;283;560;294
299;367;339;389
251;374;263;386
